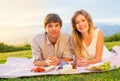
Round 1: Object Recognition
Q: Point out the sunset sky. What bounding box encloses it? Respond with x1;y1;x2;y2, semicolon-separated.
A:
0;0;120;44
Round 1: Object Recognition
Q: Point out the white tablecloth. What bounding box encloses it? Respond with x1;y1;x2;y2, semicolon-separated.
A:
0;46;120;78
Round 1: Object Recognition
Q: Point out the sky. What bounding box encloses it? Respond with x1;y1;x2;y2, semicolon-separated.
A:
0;0;120;44
0;0;120;27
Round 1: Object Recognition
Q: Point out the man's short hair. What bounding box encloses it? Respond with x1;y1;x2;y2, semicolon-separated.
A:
43;13;62;29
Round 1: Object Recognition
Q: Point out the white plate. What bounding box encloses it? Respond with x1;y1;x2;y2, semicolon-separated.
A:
58;68;77;74
87;62;104;68
87;62;117;71
31;66;55;72
44;66;55;72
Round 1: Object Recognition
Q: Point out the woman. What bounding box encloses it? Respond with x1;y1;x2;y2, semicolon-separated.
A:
71;10;114;67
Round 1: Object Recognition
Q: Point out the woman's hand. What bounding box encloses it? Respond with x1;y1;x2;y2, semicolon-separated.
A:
46;56;60;66
76;57;89;67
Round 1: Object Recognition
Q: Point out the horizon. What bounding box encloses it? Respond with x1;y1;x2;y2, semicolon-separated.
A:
0;22;120;45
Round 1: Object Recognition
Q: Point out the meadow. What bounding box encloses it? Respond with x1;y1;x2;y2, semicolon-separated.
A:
0;34;120;81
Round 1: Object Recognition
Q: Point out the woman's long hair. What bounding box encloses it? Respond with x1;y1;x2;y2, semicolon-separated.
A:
71;9;95;59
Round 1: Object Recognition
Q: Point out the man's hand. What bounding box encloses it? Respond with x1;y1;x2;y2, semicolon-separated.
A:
46;56;60;66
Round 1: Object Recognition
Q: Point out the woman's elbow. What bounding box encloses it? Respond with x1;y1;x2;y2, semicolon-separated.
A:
97;57;102;62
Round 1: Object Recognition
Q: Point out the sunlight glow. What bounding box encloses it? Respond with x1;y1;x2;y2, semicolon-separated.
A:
0;0;120;45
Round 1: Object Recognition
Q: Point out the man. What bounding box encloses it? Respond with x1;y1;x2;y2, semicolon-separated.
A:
31;13;73;66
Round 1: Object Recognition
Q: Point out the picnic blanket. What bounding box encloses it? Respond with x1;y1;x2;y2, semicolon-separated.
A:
0;46;120;78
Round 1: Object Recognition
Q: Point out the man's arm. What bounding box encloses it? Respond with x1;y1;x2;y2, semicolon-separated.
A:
31;38;45;66
34;56;60;66
62;36;73;62
33;60;48;66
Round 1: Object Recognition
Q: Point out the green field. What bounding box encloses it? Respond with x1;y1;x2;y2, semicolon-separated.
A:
0;41;120;81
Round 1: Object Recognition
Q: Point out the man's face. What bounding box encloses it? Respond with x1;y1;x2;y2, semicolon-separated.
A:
46;22;61;39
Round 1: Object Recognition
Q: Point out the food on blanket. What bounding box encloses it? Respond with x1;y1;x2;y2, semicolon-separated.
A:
58;68;77;74
63;64;72;69
44;66;55;72
87;62;111;71
31;66;55;72
32;66;45;72
58;64;77;74
114;65;118;69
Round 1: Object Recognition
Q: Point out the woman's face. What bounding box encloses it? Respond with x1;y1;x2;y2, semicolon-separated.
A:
75;14;89;34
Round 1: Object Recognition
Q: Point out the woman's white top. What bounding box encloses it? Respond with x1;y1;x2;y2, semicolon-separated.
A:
83;29;114;60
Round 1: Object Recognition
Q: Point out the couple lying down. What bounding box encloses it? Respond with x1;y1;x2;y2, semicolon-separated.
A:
31;9;119;68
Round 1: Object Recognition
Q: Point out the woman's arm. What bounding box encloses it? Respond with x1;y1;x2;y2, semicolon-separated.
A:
88;30;104;64
76;30;104;67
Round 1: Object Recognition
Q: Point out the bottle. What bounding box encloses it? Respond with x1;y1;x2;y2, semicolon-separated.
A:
71;59;77;69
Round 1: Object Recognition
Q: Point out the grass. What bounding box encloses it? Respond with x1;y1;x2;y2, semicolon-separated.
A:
0;41;120;81
104;33;120;42
0;43;31;53
0;70;120;81
104;41;120;50
0;50;32;64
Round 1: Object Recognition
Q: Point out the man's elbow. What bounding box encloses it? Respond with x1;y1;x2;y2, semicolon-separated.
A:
33;61;39;66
